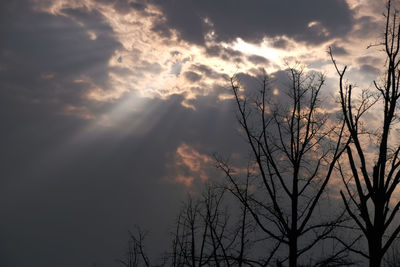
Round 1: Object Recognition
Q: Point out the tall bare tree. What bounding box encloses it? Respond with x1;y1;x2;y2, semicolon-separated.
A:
330;1;400;265
217;67;349;267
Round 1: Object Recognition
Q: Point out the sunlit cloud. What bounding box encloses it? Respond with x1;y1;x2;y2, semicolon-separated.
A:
30;0;288;113
28;0;391;146
174;174;194;187
166;143;213;187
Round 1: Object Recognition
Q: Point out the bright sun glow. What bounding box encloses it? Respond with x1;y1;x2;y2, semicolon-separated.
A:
231;38;282;64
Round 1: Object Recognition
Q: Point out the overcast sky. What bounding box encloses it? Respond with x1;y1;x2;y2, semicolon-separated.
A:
0;0;390;266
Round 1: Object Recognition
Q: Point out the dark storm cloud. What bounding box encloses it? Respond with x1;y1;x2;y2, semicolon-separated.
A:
0;3;251;267
151;0;355;45
0;2;155;266
0;90;248;267
0;0;121;111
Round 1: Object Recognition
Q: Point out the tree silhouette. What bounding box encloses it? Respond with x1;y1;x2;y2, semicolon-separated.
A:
330;0;400;265
168;183;266;266
117;227;151;267
217;66;349;266
118;69;355;266
113;1;400;266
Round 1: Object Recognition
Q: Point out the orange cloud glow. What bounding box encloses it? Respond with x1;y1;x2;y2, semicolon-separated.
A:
167;143;214;187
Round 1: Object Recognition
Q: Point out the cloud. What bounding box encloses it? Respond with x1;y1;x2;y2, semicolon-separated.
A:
352;15;381;39
359;64;381;76
167;143;213;187
270;37;291;50
23;0;360;112
177;143;212;172
26;0;388;113
0;0;122;119
184;71;202;82
247;54;270;66
189;64;228;80
174;174;195;187
0;86;249;266
152;0;355;45
31;0;256;109
356;55;382;66
329;42;349;56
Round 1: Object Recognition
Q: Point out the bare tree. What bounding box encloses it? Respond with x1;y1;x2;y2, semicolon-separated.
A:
117;182;263;267
330;0;400;265
116;69;354;267
169;183;263;267
217;67;349;267
118;227;151;267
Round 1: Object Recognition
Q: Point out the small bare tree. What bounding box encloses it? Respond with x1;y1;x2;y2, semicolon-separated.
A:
118;182;263;267
218;67;349;267
169;183;262;267
330;1;400;265
118;227;150;267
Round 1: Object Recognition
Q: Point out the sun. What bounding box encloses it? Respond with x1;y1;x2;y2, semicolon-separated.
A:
231;37;282;64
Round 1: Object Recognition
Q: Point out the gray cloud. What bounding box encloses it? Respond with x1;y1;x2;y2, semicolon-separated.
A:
0;4;250;266
0;2;185;266
0;89;248;267
189;64;229;80
247;54;270;65
204;45;245;63
352;15;381;39
360;64;381;75
205;45;223;57
184;71;202;82
151;19;173;38
0;1;121;110
356;55;382;66
271;37;291;50
151;0;355;45
92;0;148;14
330;42;349;55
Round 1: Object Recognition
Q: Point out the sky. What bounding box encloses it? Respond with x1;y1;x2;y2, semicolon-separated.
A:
0;0;391;266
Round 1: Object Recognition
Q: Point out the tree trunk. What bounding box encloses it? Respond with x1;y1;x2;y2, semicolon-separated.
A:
369;248;382;267
289;167;299;267
368;232;383;267
288;236;297;267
